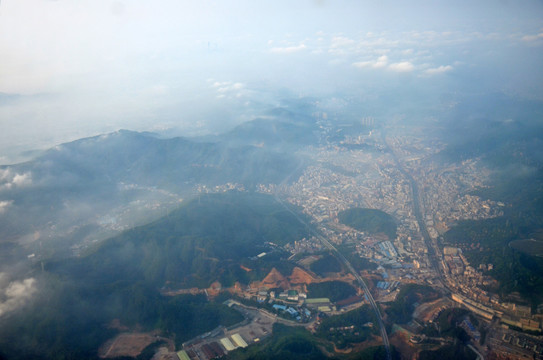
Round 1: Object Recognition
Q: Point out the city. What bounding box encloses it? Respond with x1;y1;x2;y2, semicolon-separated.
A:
191;118;543;360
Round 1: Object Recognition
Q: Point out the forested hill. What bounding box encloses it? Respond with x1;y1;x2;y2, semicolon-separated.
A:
338;208;397;239
0;191;310;360
47;191;310;288
439;94;543;306
0;128;305;264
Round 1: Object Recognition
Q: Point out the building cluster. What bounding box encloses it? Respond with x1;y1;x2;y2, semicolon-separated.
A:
180;322;252;360
444;246;543;334
385;136;503;237
195;182;246;193
413;160;503;237
188;122;539;359
487;327;543;359
272;141;436;279
284;236;324;254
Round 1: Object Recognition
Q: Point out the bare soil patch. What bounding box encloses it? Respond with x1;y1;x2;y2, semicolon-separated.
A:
99;333;157;358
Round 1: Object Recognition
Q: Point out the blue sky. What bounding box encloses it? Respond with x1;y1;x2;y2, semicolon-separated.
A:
0;0;542;163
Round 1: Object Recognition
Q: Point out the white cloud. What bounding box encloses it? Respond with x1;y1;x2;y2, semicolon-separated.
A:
388;61;414;72
0;169;11;182
374;55;389;68
424;65;453;75
12;173;32;187
210;81;247;100
330;36;355;48
353;60;371;68
522;33;543;42
355;54;420;74
353;61;373;68
0;275;37;317
0;170;32;191
269;44;306;54
353;55;388;69
0;200;13;214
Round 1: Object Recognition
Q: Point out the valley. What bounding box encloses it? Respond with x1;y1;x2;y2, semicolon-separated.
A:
0;94;542;360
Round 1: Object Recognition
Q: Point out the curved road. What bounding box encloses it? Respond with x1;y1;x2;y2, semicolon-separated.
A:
270;130;457;360
275;198;392;359
274;159;391;360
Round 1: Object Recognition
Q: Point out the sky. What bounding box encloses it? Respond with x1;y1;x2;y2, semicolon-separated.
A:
1;0;542;163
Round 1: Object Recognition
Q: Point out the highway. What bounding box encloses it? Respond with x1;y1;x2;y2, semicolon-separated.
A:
381;131;449;290
274;156;392;359
271;131;456;360
314;229;392;357
273;163;392;360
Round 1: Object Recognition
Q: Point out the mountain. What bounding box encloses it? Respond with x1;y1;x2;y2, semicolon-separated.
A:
436;93;543;305
222;116;320;149
7;129;301;192
0;129;305;262
47;191;309;288
0;191;309;359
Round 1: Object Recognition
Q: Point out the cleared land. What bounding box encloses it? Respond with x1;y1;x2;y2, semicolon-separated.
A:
99;333;156;358
412;297;452;322
99;333;174;358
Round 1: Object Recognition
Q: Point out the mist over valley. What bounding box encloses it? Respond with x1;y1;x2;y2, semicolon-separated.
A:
1;1;543;359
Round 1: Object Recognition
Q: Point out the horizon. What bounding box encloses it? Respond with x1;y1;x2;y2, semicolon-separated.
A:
1;0;543;163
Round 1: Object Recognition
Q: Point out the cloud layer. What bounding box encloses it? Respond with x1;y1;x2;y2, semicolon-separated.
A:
0;201;13;214
424;65;453;75
0;274;37;317
388;61;415;72
0;169;32;190
0;0;542;162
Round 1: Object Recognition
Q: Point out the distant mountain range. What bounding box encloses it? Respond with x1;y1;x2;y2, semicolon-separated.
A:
0;111;320;264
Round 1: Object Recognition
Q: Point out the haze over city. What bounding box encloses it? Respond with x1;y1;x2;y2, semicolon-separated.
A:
1;0;542;162
1;1;543;360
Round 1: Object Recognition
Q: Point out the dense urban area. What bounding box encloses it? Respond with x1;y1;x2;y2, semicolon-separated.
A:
152;113;542;360
2;101;542;360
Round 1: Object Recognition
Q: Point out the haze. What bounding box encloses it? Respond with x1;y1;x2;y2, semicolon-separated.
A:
2;2;543;359
1;0;543;163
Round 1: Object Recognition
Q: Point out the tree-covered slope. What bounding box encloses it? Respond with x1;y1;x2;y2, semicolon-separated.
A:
48;191;309;288
338;208;397;239
0;129;304;257
0;191;312;359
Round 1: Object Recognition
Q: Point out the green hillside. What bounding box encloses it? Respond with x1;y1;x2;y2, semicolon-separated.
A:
0;191;310;359
338;208;397;239
0;129;304;251
444;217;543;305
48;191;309;288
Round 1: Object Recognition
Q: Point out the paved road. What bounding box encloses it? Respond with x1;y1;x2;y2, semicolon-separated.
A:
316;230;392;357
274;160;392;360
381;132;449;291
278;203;391;359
